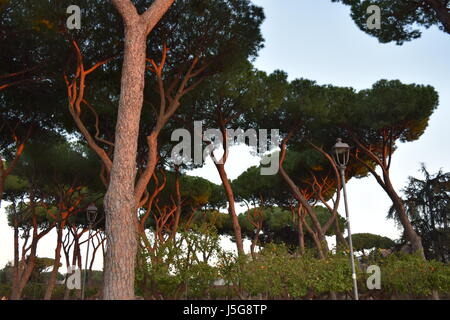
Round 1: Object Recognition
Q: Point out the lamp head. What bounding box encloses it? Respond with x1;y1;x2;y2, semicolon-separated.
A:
86;203;98;225
332;138;350;167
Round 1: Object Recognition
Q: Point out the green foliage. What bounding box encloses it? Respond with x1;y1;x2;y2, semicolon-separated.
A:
191;210;233;236
349;80;439;142
141;171;225;231
235;206;345;249
233;165;288;206
379;253;450;296
389;165;450;262
1;0;445;301
218;244;355;298
4;139;104;230
0;262;13;285
332;0;448;44
32;257;57;278
14;139;101;190
220;247;450;299
136;224;224;299
351;233;395;252
0;284;11;298
5;201;52;230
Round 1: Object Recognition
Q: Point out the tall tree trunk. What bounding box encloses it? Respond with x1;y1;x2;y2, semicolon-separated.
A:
352;135;425;258
102;19;147;299
279;140;329;253
0;176;4;206
72;235;82;299
104;0;175;300
88;235;104;289
279;165;328;252
250;239;256;260
297;208;305;255
215;162;244;255
11;214;20;297
384;174;425;258
334;219;348;250
63;237;71;300
170;166;182;240
11;195;49;300
10;237;38;300
250;220;261;260
44;222;65;300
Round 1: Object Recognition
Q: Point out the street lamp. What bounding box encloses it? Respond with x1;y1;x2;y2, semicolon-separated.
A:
81;203;97;300
332;138;359;300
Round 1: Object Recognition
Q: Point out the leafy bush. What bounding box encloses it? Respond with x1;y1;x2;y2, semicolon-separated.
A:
379;253;450;297
0;284;11;298
218;244;356;299
136;225;224;299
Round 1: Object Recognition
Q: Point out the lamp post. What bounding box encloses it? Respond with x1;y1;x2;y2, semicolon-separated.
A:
332;138;359;300
81;203;97;300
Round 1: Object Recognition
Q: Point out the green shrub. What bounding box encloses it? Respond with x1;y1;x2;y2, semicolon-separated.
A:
380;253;450;297
135;233;450;299
218;244;356;299
0;284;11;298
136;225;224;299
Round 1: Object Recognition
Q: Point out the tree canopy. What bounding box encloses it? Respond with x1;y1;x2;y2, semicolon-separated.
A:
389;165;450;262
332;0;450;44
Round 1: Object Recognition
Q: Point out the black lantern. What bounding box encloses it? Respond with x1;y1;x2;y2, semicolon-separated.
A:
82;203;98;300
86;203;98;226
332;138;350;168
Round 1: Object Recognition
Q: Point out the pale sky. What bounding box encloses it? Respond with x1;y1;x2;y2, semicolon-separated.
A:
1;0;449;270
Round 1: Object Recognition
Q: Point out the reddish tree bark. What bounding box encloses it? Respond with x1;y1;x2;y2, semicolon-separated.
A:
350;132;425;258
278;137;328;257
11;205;21;297
247;207;263;259
10;198;55;300
44;220;65;300
64;0;211;299
43;187;84;300
102;0;175;300
307;141;348;249
211;123;244;256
